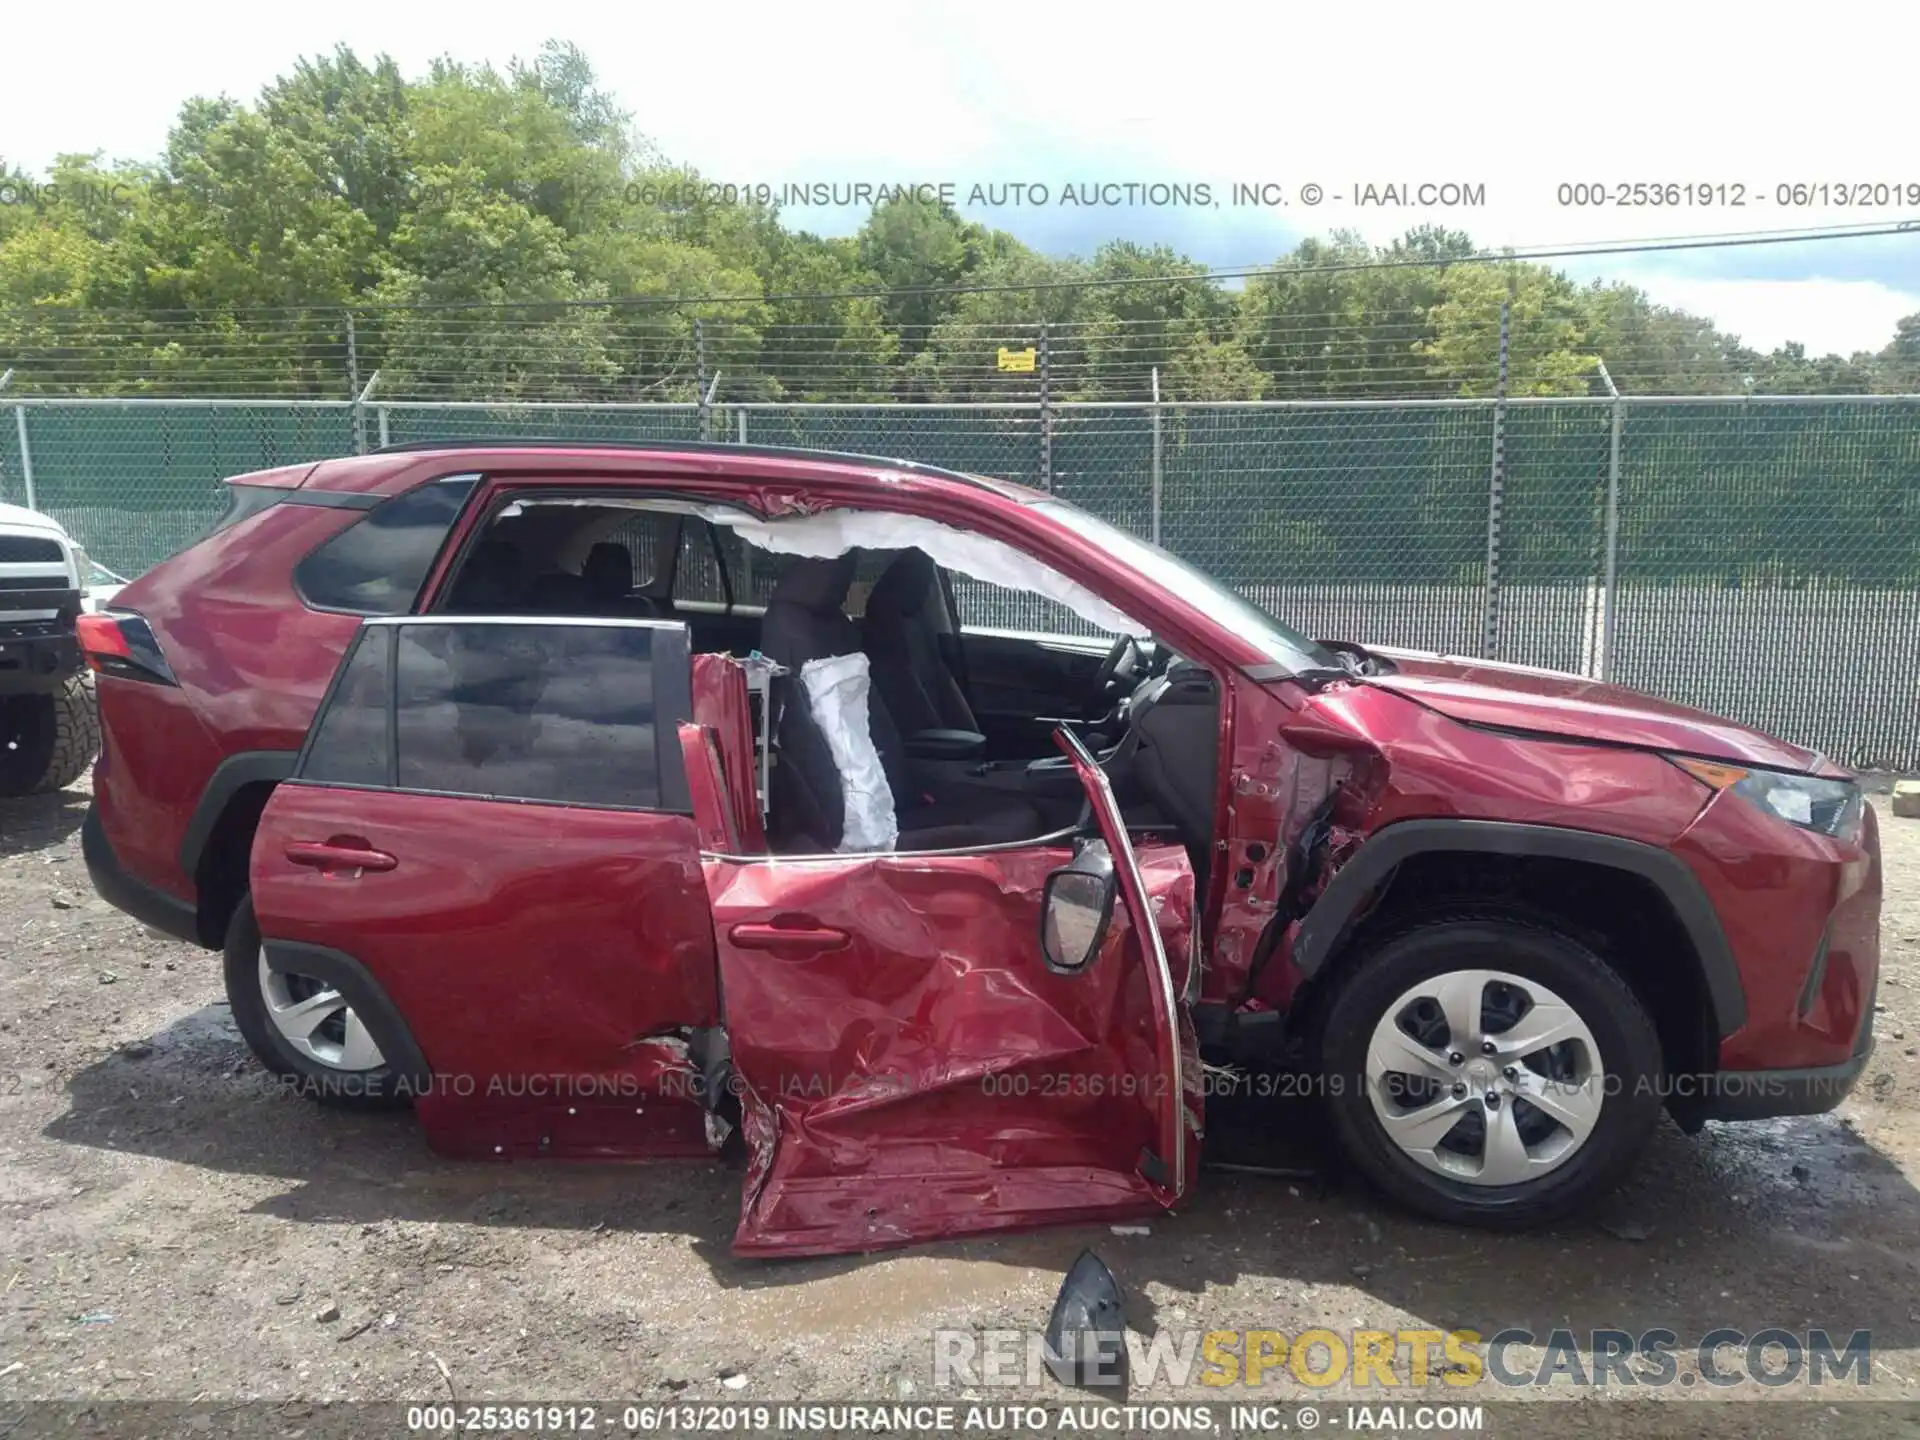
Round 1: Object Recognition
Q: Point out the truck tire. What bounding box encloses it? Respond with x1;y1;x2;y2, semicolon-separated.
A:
0;676;100;797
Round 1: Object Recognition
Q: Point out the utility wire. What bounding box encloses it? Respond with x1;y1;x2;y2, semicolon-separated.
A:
5;219;1915;318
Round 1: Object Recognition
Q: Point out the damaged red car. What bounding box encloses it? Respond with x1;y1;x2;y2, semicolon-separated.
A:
81;442;1881;1256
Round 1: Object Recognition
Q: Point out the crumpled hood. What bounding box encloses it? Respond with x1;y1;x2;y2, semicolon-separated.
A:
1363;647;1823;772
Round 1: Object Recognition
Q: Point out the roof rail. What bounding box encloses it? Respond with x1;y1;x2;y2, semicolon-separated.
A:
366;436;1001;490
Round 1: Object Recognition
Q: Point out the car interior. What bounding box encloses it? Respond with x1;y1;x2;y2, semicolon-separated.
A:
435;494;1223;882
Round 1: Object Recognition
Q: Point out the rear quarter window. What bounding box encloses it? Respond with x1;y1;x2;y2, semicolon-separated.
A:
294;475;478;615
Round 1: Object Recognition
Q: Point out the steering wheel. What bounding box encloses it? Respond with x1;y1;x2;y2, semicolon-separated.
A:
1089;635;1139;709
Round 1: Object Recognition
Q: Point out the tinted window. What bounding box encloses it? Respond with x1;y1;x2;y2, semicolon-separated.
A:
295;475;477;615
301;629;392;786
392;622;672;808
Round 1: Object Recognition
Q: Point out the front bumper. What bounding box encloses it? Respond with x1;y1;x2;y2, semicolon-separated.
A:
0;623;81;693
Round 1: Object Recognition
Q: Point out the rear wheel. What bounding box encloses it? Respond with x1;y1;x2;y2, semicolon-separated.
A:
223;894;410;1110
0;675;100;797
1319;911;1663;1227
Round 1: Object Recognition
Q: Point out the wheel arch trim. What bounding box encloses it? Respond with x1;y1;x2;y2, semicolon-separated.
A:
259;939;433;1092
1289;819;1747;1038
178;749;299;878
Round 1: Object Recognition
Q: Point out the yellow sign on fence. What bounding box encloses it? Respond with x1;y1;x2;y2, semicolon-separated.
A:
996;346;1037;373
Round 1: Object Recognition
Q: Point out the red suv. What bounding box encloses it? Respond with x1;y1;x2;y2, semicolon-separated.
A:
80;442;1880;1256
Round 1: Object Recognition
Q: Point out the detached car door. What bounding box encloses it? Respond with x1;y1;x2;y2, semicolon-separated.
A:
249;616;722;1160
698;729;1200;1258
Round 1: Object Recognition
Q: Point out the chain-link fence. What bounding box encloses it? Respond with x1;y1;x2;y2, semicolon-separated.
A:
1;393;1916;768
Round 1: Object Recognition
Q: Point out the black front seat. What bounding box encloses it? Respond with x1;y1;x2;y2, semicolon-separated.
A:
863;548;978;735
758;555;1038;851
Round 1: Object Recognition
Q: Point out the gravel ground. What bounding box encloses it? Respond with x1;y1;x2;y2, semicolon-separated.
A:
2;777;1918;1428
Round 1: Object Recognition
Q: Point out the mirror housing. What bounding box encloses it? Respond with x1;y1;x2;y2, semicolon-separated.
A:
1044;1249;1129;1389
1041;841;1117;974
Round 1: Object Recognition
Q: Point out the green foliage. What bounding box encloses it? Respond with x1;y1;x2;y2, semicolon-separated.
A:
0;42;1912;400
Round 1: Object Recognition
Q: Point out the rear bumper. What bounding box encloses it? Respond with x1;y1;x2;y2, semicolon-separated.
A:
83;803;202;947
1695;1040;1874;1122
0;625;80;693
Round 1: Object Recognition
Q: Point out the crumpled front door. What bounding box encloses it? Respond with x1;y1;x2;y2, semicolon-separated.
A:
697;729;1199;1258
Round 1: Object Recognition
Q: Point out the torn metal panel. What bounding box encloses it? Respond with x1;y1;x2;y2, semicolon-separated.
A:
1205;678;1366;1008
689;652;764;851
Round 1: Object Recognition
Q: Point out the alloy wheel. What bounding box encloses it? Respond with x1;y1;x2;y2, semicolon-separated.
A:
256;951;387;1071
1364;967;1605;1187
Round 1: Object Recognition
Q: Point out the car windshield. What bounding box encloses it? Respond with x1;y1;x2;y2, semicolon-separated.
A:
1036;500;1337;674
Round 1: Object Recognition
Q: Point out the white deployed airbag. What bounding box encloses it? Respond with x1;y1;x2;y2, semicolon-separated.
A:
799;652;898;853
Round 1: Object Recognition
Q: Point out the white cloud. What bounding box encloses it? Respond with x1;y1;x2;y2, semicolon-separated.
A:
1614;276;1918;357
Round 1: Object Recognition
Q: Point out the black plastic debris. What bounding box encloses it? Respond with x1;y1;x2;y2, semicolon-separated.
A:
1044;1249;1129;1390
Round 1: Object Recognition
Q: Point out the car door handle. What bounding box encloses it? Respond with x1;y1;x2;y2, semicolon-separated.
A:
728;922;850;953
284;840;398;874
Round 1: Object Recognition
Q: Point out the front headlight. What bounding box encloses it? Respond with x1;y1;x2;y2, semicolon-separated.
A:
1674;757;1864;841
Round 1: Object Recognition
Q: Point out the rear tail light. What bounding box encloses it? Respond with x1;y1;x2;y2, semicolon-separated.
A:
76;612;178;686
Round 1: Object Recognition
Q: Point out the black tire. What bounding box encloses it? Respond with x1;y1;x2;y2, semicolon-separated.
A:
1318;910;1663;1228
223;894;410;1111
0;675;99;797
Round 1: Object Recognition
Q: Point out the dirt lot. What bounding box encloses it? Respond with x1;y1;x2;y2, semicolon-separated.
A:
3;778;1919;1429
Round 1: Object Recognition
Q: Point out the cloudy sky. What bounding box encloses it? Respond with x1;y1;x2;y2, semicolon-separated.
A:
5;0;1917;354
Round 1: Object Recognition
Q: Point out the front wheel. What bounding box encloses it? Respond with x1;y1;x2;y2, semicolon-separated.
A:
1318;912;1663;1227
223;894;411;1110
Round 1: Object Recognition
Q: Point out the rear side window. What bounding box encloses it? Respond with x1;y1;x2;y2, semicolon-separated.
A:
295;475;478;615
297;619;691;812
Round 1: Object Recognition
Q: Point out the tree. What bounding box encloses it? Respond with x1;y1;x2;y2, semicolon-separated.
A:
1;43;1910;403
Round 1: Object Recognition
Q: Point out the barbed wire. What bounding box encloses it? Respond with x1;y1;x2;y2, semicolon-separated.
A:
1;301;1906;400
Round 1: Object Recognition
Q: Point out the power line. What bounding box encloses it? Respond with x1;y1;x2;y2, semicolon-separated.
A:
5;219;1915;319
328;217;1920;310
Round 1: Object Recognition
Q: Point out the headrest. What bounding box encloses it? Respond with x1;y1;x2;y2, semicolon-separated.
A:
867;548;936;619
583;542;634;597
451;539;523;604
768;553;857;613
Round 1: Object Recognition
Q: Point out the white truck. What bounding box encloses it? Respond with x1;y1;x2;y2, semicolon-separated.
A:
0;502;109;796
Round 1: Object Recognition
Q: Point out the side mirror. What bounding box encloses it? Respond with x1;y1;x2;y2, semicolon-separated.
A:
1041;842;1116;974
1044;1249;1129;1389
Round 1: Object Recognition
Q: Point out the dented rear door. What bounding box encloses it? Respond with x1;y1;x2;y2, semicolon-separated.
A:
250;617;723;1160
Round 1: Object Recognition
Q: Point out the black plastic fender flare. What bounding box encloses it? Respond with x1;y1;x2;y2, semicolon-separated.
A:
1288;818;1747;1038
260;939;434;1094
177;749;299;878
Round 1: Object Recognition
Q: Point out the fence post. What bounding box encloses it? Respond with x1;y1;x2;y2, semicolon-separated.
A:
1601;391;1625;682
1150;367;1164;546
14;403;36;511
1480;299;1510;659
1038;323;1052;491
377;406;391;449
345;310;364;454
354;369;381;457
737;408;747;446
695;320;710;441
